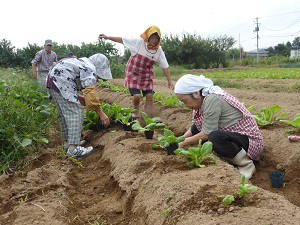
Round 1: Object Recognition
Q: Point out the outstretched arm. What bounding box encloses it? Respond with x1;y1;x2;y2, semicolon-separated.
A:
162;68;174;89
99;34;123;44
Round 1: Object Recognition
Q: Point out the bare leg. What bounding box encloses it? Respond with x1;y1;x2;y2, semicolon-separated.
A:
132;94;141;117
144;93;154;118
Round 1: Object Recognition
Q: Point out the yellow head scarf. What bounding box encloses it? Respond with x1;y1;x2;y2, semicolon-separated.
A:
140;26;161;50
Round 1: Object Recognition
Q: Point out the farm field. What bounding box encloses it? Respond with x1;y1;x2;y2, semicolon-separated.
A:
0;75;300;224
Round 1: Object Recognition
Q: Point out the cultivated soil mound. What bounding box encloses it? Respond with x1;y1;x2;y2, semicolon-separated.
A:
1;78;299;225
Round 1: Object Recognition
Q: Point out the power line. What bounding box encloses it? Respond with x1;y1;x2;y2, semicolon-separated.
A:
261;32;300;38
261;17;300;31
260;10;300;18
212;9;300;50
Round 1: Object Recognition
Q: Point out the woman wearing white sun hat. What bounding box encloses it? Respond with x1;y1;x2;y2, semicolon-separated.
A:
46;56;111;158
174;74;264;179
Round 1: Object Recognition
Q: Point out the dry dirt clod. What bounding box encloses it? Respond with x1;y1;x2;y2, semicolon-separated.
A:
217;208;225;215
276;164;284;171
207;209;214;214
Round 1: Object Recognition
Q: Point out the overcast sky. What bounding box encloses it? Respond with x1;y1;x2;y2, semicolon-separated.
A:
1;0;300;53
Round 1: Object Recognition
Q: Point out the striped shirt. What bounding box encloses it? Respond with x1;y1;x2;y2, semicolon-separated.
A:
193;92;264;161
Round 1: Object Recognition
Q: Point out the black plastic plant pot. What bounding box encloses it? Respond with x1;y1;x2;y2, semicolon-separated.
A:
123;124;132;131
90;121;105;132
167;143;178;155
109;120;119;127
269;171;285;188
144;130;154;139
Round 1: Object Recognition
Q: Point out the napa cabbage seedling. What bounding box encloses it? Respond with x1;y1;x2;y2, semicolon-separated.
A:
252;105;286;126
238;174;257;198
222;195;235;206
83;109;99;130
174;140;215;168
115;107;137;126
99;80;129;93
132;112;166;131
100;103;116;120
280;113;300;132
157;129;185;148
221;174;257;206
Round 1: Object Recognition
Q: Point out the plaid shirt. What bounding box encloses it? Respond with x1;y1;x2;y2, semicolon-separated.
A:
31;49;57;72
193;92;264;161
124;54;155;90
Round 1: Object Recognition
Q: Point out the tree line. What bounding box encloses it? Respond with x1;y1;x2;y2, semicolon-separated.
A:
1;34;299;77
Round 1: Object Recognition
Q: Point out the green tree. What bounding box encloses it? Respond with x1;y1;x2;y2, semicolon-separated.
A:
292;37;300;50
162;33;235;69
274;43;290;57
0;39;17;67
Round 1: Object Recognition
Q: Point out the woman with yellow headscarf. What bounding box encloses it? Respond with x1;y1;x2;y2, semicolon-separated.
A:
99;26;174;121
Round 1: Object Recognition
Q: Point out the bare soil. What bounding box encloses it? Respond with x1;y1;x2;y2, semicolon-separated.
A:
1;78;299;225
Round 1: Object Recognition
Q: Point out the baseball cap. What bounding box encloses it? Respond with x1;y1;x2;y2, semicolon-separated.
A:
68;52;74;57
44;39;53;46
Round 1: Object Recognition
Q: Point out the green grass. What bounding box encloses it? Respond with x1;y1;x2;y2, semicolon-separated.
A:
154;65;300;80
203;68;300;79
212;79;241;88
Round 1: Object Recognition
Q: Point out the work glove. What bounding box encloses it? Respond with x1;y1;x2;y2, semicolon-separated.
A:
84;86;100;111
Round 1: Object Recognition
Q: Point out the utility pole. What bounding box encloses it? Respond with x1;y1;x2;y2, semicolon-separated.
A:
239;33;242;59
254;17;260;61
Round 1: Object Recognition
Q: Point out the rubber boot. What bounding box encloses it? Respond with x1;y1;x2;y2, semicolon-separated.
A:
230;149;255;179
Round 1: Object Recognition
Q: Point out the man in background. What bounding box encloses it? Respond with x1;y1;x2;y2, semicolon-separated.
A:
32;39;57;93
68;52;76;58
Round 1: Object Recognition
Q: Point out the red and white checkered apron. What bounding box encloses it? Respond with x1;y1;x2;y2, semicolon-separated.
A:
124;54;156;90
193;92;264;161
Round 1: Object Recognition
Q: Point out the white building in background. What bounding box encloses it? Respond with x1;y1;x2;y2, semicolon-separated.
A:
290;50;300;59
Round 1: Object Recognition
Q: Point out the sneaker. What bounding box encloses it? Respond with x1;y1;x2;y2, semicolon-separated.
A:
64;140;86;151
67;146;94;158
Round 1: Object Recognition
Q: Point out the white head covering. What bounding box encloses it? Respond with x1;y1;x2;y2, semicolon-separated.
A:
174;74;224;96
89;53;113;80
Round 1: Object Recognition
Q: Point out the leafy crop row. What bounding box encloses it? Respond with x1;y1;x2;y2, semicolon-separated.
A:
0;68;57;173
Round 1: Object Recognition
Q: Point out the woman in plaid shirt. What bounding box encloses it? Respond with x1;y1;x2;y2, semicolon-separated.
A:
174;74;264;179
99;26;174;121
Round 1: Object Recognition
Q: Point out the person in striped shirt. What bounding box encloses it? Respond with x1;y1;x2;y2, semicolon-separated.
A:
174;74;264;179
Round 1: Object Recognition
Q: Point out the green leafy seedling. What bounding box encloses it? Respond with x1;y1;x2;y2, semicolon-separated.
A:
83;109;99;130
157;128;185;148
238;175;257;198
132;112;166;131
174;140;215;168
221;175;257;206
280;113;300;132
252;105;286;126
222;195;235;206
159;208;172;217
